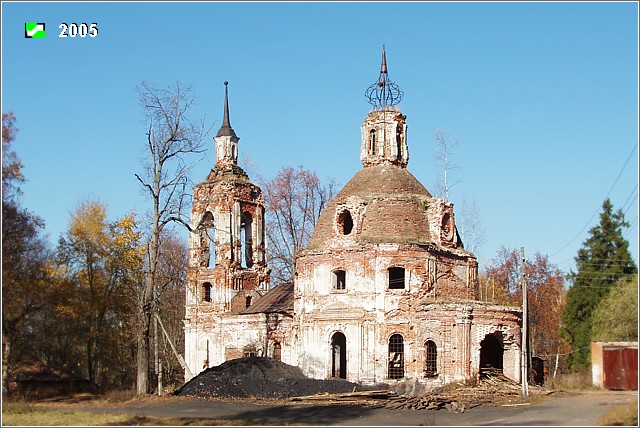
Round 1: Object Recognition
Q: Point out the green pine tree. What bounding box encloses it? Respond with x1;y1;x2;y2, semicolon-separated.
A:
562;199;637;369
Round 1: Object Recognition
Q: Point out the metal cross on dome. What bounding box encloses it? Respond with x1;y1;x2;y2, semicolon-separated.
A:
365;46;404;109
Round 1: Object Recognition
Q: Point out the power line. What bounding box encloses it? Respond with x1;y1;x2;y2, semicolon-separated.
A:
621;184;638;213
551;143;638;257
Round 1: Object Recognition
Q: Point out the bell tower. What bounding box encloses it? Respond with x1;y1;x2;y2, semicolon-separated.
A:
185;81;270;316
361;46;409;168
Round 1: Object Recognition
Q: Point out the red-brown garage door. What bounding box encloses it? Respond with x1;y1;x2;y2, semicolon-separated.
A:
603;347;638;390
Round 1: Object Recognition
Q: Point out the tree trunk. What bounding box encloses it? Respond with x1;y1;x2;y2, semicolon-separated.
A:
2;330;11;394
136;331;149;395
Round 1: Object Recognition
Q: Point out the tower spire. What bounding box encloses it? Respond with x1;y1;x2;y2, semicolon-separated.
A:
365;45;403;109
381;45;388;74
216;81;236;138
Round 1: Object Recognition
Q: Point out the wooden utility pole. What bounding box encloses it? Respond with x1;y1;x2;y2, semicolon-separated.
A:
520;247;529;397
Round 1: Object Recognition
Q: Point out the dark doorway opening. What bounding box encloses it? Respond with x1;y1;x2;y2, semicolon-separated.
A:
479;332;504;378
331;332;347;379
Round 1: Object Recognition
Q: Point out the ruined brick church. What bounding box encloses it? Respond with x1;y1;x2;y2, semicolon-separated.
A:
184;50;523;386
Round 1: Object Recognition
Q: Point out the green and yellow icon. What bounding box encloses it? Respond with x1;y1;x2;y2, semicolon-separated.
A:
25;22;46;38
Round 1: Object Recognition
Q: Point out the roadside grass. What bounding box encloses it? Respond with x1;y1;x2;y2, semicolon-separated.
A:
1;399;288;426
544;370;594;391
599;399;638;426
1;401;260;426
1;401;125;426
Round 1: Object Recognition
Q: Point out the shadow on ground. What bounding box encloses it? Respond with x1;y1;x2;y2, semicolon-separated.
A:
226;403;378;425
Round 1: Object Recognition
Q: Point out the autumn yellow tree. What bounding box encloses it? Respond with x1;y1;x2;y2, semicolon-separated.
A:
57;200;143;387
483;247;569;376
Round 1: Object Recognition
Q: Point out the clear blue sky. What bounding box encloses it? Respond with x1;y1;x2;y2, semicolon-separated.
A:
2;1;638;275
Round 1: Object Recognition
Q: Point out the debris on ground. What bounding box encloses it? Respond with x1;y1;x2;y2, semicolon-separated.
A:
172;356;379;399
173;356;554;412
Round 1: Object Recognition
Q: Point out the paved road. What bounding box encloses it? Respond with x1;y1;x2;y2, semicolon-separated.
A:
48;390;637;426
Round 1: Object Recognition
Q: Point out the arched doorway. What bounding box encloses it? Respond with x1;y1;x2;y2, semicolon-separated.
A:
479;332;504;377
331;332;347;379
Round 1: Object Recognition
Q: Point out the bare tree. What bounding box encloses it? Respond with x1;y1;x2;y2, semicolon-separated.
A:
460;196;486;254
134;81;207;395
259;166;336;285
433;129;461;200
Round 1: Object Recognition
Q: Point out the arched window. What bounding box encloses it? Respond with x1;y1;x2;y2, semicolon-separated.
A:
369;129;377;155
202;282;212;302
273;342;282;361
337;209;353;235
388;267;405;289
425;340;437;378
388;334;404;379
332;269;346;291
240;212;253;268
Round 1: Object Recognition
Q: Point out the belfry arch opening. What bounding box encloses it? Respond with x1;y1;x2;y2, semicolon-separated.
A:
240;212;253;268
479;331;504;377
199;212;216;267
331;332;347;379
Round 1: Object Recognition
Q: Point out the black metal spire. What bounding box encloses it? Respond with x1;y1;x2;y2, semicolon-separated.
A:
216;81;237;138
365;45;404;109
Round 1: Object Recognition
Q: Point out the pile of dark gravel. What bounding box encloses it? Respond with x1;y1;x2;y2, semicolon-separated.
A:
173;356;373;399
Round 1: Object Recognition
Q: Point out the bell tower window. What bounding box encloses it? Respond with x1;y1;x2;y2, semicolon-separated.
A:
396;127;403;160
202;282;212;302
240;212;253;268
198;212;215;268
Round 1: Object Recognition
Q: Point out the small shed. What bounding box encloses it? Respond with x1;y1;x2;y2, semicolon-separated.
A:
592;341;638;390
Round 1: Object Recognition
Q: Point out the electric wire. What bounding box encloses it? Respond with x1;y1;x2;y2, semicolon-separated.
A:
550;143;638;258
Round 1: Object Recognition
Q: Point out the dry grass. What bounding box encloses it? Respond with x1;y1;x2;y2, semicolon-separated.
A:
544;371;595;391
1;401;126;426
0;401;268;426
599;399;638;426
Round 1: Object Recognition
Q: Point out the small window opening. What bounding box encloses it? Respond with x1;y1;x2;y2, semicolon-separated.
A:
273;342;282;361
202;282;212;302
425;340;438;378
337;210;353;235
388;267;405;289
388;334;405;379
369;129;377;155
396;128;403;160
245;295;252;308
332;269;346;290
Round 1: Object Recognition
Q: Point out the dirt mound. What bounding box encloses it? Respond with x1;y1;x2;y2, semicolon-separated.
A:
173;356;369;399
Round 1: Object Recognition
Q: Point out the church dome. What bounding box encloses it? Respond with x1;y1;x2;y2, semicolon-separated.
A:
307;164;435;249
